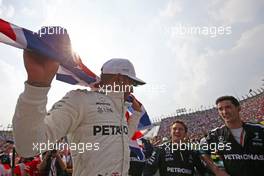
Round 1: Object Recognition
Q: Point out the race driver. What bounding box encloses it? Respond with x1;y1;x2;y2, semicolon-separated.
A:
12;30;146;176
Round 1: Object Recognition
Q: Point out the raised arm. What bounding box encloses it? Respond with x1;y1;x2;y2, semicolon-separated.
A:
12;51;84;157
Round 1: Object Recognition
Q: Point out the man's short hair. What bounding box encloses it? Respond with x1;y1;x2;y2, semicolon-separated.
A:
171;120;188;133
215;96;240;107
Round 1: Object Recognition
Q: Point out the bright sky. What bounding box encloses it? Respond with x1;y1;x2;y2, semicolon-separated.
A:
0;0;264;127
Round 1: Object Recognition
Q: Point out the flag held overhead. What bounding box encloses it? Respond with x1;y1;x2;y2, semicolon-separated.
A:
0;18;99;87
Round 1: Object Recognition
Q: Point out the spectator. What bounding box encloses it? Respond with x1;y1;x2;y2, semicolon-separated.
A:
38;150;67;176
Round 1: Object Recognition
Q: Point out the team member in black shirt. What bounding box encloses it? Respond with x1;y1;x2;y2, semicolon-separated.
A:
143;121;206;176
201;96;264;176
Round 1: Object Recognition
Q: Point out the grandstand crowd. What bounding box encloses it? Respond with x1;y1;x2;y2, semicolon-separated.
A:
157;90;264;144
0;90;263;176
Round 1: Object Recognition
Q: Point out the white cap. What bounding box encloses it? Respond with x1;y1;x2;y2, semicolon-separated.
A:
101;58;146;85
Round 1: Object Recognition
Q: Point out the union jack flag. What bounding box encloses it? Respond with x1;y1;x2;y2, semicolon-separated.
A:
0;18;99;87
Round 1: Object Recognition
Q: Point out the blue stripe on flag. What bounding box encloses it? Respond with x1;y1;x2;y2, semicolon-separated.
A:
137;112;152;130
56;74;79;85
22;28;75;67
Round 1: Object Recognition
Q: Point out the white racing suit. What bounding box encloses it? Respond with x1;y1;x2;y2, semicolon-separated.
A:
12;83;142;176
